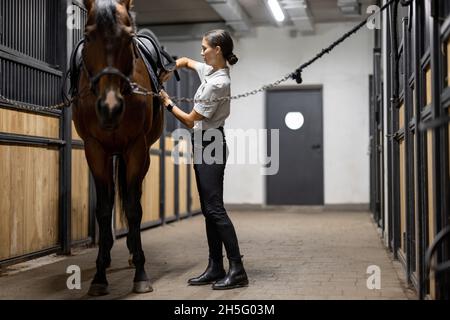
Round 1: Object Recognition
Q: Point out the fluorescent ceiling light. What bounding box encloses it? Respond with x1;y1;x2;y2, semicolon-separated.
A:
267;0;285;22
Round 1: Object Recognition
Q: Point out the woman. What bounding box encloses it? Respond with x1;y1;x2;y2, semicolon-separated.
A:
158;29;248;290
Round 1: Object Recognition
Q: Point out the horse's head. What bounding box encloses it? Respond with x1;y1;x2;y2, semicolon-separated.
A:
82;0;136;130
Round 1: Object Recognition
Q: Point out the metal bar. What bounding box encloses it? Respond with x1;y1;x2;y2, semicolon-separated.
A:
174;163;179;221
59;0;72;255
441;88;450;106
413;0;427;300
0;46;63;77
150;149;161;156
0;132;65;147
430;0;446;299
71;140;85;148
0;246;60;268
388;2;400;256
160;136;166;224
403;15;415;284
164;215;178;224
71;237;93;247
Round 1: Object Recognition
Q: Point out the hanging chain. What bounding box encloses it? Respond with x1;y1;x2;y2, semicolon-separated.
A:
0;0;408;111
0;92;69;113
130;73;293;104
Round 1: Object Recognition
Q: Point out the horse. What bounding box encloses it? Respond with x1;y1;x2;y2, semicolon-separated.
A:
71;0;164;296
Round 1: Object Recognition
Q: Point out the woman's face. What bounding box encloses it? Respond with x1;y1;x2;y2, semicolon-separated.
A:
201;37;219;66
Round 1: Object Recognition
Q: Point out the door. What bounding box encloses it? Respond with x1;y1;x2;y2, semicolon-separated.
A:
266;88;324;205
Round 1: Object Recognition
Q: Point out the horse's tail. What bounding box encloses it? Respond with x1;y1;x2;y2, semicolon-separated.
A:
115;155;128;227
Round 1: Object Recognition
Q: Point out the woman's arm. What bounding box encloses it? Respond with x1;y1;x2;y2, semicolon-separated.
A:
176;57;199;71
159;89;204;129
159;57;199;82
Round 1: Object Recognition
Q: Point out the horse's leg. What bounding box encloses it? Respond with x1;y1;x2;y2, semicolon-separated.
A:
84;139;115;296
122;136;152;293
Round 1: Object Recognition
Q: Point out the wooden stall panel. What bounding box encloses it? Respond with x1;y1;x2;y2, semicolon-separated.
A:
179;163;188;215
0;109;59;139
71;149;89;242
165;137;174;151
177;139;189;215
0;146;59;260
165;155;175;219
151;138;160;150
426;66;432;106
72;122;82;141
447;39;450;87
399;103;405;129
142;154;160;223
114;170;126;231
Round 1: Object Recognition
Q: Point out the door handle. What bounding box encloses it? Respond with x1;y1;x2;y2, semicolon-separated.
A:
311;144;321;150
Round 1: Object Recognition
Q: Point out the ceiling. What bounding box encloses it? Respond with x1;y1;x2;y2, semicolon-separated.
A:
132;0;377;39
133;0;376;25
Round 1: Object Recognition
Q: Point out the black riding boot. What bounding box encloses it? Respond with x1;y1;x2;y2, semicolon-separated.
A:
188;258;226;285
212;258;248;290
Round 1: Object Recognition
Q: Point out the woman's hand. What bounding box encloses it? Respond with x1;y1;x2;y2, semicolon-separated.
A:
158;89;173;108
159;71;173;83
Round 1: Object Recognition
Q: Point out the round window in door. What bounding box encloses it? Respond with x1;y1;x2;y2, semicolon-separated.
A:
285;112;304;130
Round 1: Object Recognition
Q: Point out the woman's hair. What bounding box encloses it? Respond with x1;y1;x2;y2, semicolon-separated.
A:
204;29;238;65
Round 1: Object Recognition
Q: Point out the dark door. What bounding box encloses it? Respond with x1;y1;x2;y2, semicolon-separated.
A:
266;88;324;205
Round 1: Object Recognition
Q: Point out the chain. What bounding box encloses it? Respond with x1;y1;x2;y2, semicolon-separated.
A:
0;93;69;113
174;73;293;103
131;72;293;104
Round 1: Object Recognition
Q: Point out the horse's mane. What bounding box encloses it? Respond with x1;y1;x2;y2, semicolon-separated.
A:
95;0;136;35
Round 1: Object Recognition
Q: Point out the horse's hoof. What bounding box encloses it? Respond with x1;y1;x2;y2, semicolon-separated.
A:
133;281;153;293
88;283;109;296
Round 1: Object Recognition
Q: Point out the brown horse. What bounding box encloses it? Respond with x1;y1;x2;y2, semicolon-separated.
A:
72;0;163;295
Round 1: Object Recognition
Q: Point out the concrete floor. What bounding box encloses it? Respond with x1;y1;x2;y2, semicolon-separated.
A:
0;208;417;300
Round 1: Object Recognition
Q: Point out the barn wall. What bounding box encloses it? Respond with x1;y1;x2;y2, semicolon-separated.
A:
163;22;374;205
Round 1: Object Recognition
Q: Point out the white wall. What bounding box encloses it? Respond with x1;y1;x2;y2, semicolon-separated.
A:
162;23;374;205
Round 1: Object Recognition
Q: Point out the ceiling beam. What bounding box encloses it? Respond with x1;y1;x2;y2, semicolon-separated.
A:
337;0;361;16
205;0;252;34
280;0;314;34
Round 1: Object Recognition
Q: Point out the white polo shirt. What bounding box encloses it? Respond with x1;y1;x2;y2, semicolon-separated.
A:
193;62;231;131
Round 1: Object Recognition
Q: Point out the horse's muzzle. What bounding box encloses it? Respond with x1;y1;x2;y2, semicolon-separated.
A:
96;93;124;130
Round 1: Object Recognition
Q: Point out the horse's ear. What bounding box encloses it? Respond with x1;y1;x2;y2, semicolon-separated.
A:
83;0;94;12
120;0;134;11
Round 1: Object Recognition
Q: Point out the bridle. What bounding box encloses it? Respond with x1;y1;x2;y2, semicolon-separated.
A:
81;37;141;97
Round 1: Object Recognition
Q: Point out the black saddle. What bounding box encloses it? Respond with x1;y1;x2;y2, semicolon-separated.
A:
68;28;179;97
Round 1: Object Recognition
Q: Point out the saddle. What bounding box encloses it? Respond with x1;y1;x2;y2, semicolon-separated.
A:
68;28;179;97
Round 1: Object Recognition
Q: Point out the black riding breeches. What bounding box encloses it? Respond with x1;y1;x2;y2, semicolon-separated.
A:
192;127;242;262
